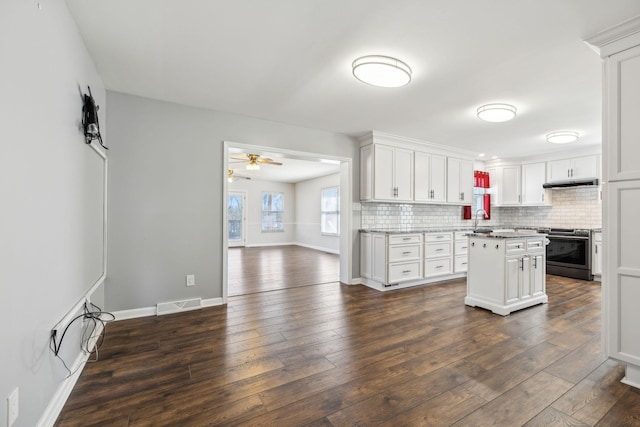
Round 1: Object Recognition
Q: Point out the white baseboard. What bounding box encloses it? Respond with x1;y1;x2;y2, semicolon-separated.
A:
112;297;226;321
37;322;105;427
245;242;297;248
295;242;340;254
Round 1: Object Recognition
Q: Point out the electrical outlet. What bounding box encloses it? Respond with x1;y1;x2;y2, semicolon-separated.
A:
7;387;18;426
186;274;195;287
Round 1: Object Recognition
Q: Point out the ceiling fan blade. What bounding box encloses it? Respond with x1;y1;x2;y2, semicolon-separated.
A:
230;154;250;161
261;160;283;166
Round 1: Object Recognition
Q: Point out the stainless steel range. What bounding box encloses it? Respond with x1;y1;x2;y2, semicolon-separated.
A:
537;228;593;280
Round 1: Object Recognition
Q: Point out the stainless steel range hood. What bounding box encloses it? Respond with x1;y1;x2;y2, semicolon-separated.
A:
542;178;599;189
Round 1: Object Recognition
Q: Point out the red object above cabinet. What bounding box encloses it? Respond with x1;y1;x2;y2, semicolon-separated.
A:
474;170;490;188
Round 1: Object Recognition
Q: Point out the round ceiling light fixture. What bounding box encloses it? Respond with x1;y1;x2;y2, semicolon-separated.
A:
476;103;517;122
352;55;412;88
546;131;579;144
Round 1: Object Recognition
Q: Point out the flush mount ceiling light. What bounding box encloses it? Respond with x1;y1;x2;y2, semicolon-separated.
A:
352;55;412;88
546;131;579;144
476;103;517;122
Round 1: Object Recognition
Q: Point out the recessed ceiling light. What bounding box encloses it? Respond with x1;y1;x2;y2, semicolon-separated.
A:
478;153;485;157
491;156;498;160
546;131;579;144
352;55;412;88
477;104;517;122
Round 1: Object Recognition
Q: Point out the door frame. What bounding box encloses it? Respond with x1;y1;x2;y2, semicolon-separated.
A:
222;141;353;302
227;190;247;247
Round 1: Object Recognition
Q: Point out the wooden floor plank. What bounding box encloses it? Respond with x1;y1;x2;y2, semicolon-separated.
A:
54;246;639;427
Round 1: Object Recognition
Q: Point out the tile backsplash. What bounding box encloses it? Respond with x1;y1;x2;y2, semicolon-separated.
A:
361;186;601;230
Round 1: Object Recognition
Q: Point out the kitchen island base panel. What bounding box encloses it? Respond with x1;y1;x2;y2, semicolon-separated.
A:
621;364;640;389
464;294;548;316
360;273;466;292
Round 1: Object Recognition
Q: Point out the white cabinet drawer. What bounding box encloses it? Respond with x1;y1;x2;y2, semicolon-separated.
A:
425;257;452;277
425;232;453;243
388;261;422;283
506;240;526;254
389;234;422;245
454;255;468;273
425;242;452;258
454;240;469;255
454;231;469;240
388;244;421;262
526;239;546;252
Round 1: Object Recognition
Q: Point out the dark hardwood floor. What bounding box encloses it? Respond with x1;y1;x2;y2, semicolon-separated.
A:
55;271;640;426
228;245;339;296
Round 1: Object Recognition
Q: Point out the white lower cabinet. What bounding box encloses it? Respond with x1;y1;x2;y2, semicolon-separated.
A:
592;231;602;277
424;232;452;277
361;230;469;291
360;232;423;289
454;231;469;273
465;235;548;316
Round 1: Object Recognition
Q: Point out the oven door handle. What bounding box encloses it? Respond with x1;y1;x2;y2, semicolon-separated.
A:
547;235;589;240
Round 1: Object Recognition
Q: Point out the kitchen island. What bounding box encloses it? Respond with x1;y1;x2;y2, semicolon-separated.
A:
465;231;548;315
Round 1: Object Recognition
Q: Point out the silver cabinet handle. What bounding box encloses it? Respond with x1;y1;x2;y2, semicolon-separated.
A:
402;251;412;255
436;265;443;269
436;248;444;252
402;270;411;274
533;257;538;268
402;237;411;241
567;169;570;178
542;193;544;202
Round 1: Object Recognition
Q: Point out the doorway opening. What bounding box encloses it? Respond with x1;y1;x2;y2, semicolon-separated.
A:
222;141;352;300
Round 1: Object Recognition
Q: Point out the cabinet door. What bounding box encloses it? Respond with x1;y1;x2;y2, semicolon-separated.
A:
395;148;414;201
505;257;521;304
547;159;572;182
459;159;474;204
502;166;522;205
373;145;396;200
607;181;640;366
372;234;387;283
447;158;473;204
606;44;640;182
571;155;598;180
522;163;547;205
414;151;431;202
520;256;532;299
593;242;603;275
431;155;447;202
530;254;545;297
360;145;373;201
360;233;372;278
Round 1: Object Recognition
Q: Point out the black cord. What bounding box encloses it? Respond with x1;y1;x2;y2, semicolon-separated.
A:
50;301;115;377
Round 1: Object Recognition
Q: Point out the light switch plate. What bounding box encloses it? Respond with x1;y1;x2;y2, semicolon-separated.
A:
186;274;195;287
7;387;18;426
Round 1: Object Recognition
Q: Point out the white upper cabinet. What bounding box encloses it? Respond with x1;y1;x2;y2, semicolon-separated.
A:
360;143;414;202
414;151;447;203
522;162;551;206
447;157;473;204
605;44;640;182
487;165;521;206
547;155;598;182
359;132;475;205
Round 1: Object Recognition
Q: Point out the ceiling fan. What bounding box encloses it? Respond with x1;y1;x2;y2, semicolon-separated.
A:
230;153;283;170
227;169;251;183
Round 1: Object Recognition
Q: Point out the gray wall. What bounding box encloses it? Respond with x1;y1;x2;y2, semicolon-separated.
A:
228;179;297;246
106;92;359;312
295;173;341;252
0;1;106;426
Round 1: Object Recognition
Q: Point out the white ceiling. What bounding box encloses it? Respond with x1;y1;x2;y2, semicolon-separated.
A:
66;0;640;161
228;155;340;183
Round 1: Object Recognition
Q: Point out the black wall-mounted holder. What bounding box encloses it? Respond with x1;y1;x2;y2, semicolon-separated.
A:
82;86;108;150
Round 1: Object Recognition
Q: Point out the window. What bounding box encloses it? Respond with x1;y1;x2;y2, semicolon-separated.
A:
321;186;340;235
261;192;284;232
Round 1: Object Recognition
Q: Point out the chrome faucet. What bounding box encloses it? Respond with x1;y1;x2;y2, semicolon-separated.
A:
473;208;488;230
